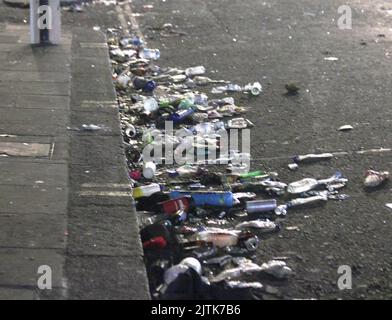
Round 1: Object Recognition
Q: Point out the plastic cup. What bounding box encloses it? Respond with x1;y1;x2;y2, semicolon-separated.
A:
143;162;157;179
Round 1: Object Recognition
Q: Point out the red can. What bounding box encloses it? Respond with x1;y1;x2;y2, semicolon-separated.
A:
158;196;193;215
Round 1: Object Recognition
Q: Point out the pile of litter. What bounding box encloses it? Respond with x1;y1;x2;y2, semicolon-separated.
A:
104;28;389;299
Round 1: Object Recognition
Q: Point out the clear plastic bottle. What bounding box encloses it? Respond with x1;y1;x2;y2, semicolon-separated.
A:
287;178;319;194
292;153;333;162
140;48;161;60
116;74;131;89
185;66;206;77
143;98;159;113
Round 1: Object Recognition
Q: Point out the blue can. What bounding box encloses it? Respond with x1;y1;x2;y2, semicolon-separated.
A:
168;108;195;123
170;191;234;207
143;80;157;92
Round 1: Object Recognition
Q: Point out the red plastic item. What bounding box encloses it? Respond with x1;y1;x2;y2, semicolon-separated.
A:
129;170;142;181
158;197;192;215
143;236;167;249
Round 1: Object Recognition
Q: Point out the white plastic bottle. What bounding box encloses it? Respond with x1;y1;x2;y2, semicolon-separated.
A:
132;183;161;199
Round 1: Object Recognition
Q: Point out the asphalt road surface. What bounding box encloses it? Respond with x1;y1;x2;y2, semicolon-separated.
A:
2;0;392;299
127;0;392;299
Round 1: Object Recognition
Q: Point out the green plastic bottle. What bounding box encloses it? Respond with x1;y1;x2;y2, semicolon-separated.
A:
239;170;266;179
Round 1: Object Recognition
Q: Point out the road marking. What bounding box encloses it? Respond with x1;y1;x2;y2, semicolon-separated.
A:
116;1;145;41
80;42;108;49
81;183;131;189
81;100;117;108
115;5;131;36
78;190;132;197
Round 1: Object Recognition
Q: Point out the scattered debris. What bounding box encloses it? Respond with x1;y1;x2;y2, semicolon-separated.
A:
285;83;300;95
104;23;354;300
338;125;354;132
364;170;389;188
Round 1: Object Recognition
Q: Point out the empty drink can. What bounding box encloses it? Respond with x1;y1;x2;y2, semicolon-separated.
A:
246;199;277;213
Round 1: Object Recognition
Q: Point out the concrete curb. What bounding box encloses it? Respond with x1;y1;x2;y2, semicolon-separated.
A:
65;27;150;299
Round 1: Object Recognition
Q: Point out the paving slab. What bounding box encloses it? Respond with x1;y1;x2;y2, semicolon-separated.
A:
0;81;70;96
0;213;66;249
16;94;70;109
0;248;66;288
65;255;150;300
0;107;69;136
0;71;70;83
0;142;51;157
0;161;68;186
0;287;35;300
0;185;67;214
67;206;141;256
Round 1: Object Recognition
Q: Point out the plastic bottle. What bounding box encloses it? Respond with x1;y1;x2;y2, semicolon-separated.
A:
210;259;262;283
139;214;166;228
292;153;333;162
196;229;239;248
246;200;277;213
287;178;319;194
170;190;235;207
193;122;215;135
193;93;208;106
116;74;131;88
239;170;266;180
169;74;187;83
157;196;194;214
287;194;328;208
143;98;159;113
318;171;348;186
143;161;156;179
133;183;161;199
132;77;157;92
193;76;228;86
211;84;242;94
235;219;279;232
260;260;292;279
167;108;195;123
120;36;143;47
139;48;160;60
178;98;194;110
185;66;206;77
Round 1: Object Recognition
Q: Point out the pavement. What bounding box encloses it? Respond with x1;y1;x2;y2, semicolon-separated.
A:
1;0;392;300
0;7;150;299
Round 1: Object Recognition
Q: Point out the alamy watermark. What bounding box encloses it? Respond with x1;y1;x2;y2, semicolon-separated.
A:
37;265;52;290
141;121;251;172
338;5;352;30
337;265;352;290
37;5;53;30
